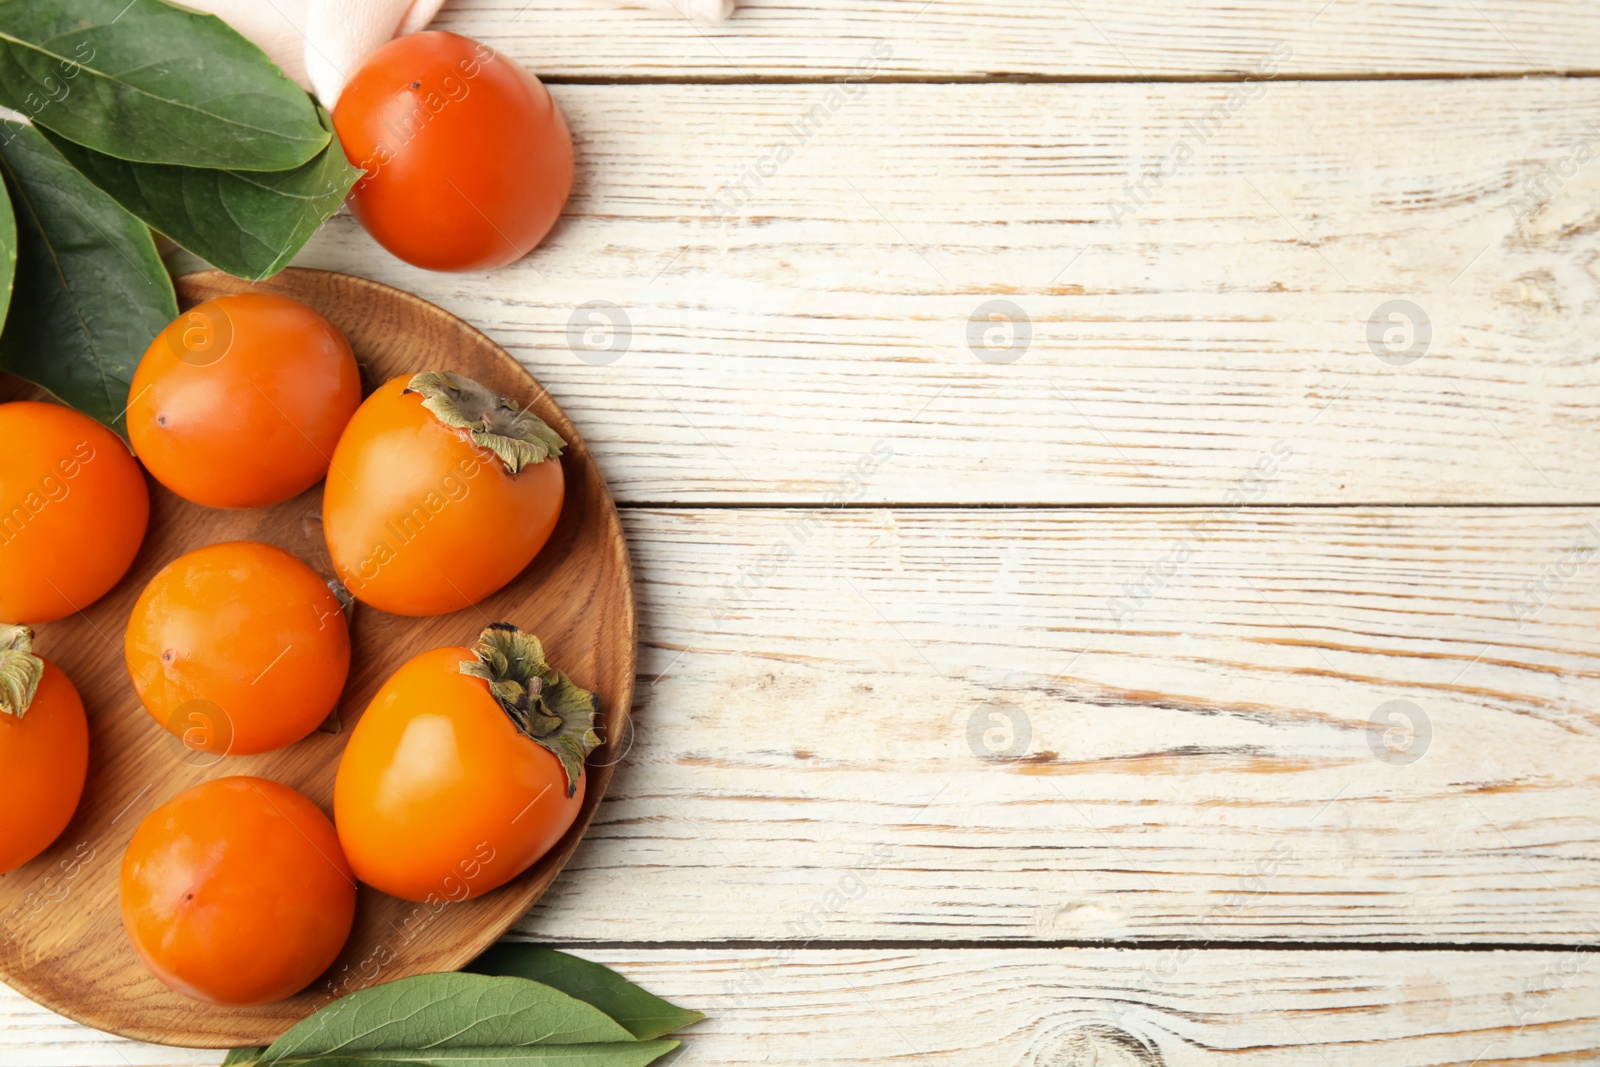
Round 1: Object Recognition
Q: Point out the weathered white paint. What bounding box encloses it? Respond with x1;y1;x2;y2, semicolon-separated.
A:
7;946;1599;1065
281;79;1600;504
440;1;1600;79
500;508;1600;944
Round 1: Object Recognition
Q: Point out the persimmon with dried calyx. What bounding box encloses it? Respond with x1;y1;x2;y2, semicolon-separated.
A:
334;623;599;902
0;625;88;874
323;371;566;617
127;293;362;509
125;541;351;757
0;401;149;624
119;776;356;1005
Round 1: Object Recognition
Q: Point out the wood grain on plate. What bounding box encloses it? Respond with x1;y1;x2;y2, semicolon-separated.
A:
0;269;635;1048
446;0;1599;78
497;507;1600;945
281;79;1600;504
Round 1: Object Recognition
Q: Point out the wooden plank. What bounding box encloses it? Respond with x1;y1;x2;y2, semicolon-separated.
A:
440;0;1600;79
284;79;1600;504
0;989;216;1067
6;946;1600;1065
527;947;1600;1066
489;507;1600;944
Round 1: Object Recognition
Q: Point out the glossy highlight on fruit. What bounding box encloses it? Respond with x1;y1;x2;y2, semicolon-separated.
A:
333;31;574;271
0;401;149;624
125;541;350;756
323;372;565;617
119;776;355;1006
0;626;88;874
334;624;598;902
128;293;362;509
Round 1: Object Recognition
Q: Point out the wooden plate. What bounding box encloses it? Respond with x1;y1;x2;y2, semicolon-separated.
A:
0;268;635;1048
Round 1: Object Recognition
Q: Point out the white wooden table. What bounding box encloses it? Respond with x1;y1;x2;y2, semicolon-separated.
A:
8;1;1600;1063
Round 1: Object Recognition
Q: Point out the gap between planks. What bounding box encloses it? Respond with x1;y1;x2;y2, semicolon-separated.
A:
614;501;1600;510
540;70;1600;85
547;938;1599;953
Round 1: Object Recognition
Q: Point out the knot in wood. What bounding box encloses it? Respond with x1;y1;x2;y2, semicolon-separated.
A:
1033;1023;1164;1067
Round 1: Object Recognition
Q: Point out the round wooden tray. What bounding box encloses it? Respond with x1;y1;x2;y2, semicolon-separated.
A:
0;268;635;1048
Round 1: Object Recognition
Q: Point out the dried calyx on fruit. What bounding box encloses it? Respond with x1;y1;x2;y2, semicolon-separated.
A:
405;371;566;473
0;625;43;718
460;623;599;796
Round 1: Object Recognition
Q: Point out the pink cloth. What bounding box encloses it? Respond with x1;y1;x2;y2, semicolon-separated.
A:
185;0;737;107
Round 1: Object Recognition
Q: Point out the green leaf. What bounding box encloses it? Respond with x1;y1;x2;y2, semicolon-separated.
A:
231;1044;678;1066
0;170;15;325
256;974;641;1066
0;119;176;435
39;106;360;280
469;947;705;1042
0;0;328;171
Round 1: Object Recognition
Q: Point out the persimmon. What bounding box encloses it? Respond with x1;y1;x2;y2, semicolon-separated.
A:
322;372;565;617
334;624;596;902
125;541;350;756
0;626;88;874
333;32;573;271
119;776;355;1005
0;401;149;624
127;293;361;509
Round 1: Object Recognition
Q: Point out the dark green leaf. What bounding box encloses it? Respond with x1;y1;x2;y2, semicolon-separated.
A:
469;947;704;1042
0;0;328;171
0;164;15;324
0;119;175;435
232;1043;678;1066
40;106;360;280
257;974;640;1066
223;1050;265;1066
